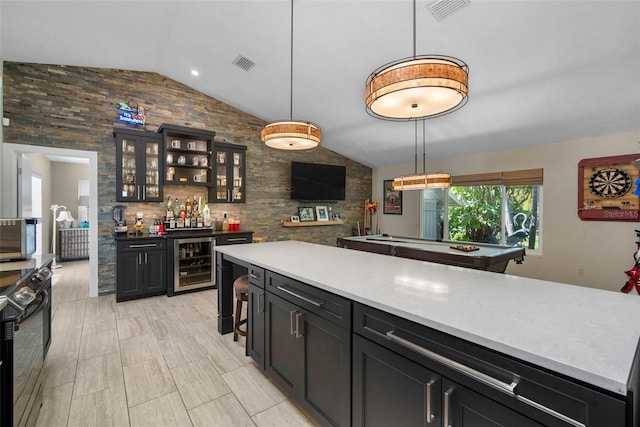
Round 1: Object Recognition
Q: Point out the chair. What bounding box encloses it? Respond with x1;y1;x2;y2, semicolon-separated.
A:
233;274;249;354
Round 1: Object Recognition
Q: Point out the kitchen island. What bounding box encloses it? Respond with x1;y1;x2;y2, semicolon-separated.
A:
216;240;640;426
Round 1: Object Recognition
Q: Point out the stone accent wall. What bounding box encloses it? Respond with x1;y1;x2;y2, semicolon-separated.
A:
3;62;372;294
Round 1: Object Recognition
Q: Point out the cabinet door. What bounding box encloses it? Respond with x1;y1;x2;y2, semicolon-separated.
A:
141;137;162;201
442;379;543;427
117;251;143;302
143;249;166;295
300;304;351;427
265;292;303;394
116;133;142;201
211;145;246;203
115;131;163;202
353;334;441;427
248;283;265;368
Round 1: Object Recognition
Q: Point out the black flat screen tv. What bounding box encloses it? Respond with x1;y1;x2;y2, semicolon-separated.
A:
291;161;346;201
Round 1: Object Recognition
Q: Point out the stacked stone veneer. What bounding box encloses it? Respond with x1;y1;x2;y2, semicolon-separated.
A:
3;62;372;294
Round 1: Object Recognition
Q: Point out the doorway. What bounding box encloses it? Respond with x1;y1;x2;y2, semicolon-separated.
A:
1;143;99;297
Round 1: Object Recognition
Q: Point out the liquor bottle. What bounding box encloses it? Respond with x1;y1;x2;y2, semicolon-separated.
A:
166;197;173;221
186;196;192;216
202;202;211;228
179;201;186;228
192;194;198;216
222;213;229;231
197;211;204;228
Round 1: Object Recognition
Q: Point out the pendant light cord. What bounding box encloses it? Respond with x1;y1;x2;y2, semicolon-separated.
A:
412;0;416;59
414;120;418;175
422;119;426;174
289;0;294;121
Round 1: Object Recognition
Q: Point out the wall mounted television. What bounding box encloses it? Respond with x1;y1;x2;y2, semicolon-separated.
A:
291;161;346;201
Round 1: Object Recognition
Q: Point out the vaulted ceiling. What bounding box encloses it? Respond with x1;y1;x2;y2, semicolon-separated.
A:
1;1;639;167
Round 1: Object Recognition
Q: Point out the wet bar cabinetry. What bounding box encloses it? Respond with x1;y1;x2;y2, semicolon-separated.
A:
159;124;215;188
116;238;166;302
212;142;246;203
115;129;163;202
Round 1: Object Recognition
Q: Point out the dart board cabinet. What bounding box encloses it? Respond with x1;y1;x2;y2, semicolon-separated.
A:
578;154;640;221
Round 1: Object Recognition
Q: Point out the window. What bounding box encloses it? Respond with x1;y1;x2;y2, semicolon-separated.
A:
420;169;542;252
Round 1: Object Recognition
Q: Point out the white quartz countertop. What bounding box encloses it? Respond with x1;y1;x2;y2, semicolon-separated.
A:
216;240;640;395
0;253;55;272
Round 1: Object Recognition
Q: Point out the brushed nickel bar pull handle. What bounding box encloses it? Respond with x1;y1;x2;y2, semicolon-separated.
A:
144;253;148;264
386;331;518;396
295;312;303;339
444;389;452;427
277;286;324;307
516;396;586;427
290;310;296;335
258;293;264;314
249;273;259;279
426;380;435;423
226;238;247;242
130;244;157;248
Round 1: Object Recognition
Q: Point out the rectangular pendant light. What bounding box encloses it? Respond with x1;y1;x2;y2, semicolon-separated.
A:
392;173;451;191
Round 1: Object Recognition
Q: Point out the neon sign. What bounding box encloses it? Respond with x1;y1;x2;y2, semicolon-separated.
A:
118;102;147;125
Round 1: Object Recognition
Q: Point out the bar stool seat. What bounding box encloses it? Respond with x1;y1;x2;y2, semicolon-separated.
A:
233;275;249;352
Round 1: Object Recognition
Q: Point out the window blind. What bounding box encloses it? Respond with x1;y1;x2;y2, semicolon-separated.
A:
451;168;543;186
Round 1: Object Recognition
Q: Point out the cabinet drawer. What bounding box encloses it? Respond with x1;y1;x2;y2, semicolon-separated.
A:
267;271;350;330
248;265;264;288
353;303;625;427
216;233;253;246
117;239;166;252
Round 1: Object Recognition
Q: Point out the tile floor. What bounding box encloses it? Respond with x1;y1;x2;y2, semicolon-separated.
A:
35;260;319;426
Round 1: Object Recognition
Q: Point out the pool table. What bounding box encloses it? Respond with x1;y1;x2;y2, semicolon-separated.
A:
337;235;525;273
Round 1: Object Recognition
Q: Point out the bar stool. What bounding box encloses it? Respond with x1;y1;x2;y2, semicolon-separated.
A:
233;274;249;354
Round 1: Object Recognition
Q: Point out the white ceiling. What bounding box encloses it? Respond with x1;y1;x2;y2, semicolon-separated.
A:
1;1;639;168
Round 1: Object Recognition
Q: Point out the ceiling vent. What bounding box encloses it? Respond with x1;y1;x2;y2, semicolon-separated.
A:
232;55;256;72
427;0;470;21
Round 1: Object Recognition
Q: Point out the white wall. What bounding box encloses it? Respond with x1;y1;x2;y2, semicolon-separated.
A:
28;154;53;254
374;130;640;292
52;162;90;221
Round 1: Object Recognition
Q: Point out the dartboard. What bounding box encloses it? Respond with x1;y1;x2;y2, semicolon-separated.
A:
588;167;632;198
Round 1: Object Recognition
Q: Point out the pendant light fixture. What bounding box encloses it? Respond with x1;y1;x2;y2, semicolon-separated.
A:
365;0;469;121
260;0;320;150
392;120;451;190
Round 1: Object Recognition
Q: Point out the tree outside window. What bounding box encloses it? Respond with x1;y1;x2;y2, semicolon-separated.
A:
447;184;541;250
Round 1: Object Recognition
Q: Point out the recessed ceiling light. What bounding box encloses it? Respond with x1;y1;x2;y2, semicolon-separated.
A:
191;69;199;76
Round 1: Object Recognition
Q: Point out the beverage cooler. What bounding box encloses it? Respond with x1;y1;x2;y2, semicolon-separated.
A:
169;236;215;296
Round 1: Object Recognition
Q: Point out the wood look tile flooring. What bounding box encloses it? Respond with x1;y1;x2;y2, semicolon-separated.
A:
37;260;319;427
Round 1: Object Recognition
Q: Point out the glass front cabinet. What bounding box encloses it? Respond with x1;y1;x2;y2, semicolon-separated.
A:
212;142;246;203
115;129;163;202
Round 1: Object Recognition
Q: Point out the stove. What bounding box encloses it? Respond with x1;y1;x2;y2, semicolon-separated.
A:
0;264;52;426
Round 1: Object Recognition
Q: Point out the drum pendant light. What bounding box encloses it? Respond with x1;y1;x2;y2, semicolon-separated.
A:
261;0;320;150
393;120;451;190
365;0;469;121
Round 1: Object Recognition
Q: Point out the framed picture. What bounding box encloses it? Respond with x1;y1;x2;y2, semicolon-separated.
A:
290;215;300;223
316;206;329;221
332;213;341;221
383;180;402;214
298;207;315;222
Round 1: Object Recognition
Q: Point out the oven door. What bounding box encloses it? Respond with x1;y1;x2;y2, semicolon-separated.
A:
10;289;48;427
